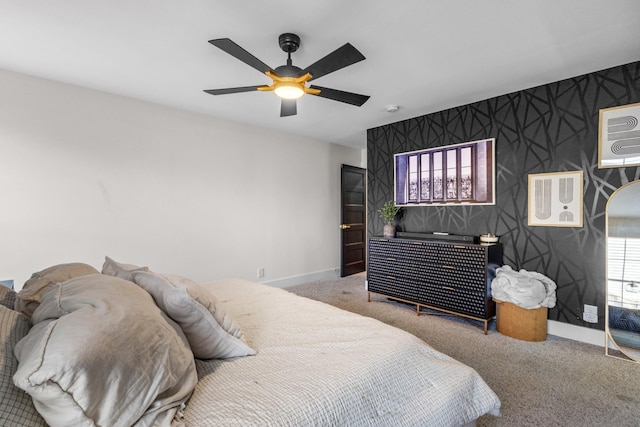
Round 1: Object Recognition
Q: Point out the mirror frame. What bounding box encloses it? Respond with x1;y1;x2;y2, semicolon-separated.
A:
605;179;640;362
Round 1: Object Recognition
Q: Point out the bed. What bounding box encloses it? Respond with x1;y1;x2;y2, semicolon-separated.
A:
1;259;501;426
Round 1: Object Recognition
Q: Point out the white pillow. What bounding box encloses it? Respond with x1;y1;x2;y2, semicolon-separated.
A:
13;274;197;427
133;271;256;359
101;256;149;281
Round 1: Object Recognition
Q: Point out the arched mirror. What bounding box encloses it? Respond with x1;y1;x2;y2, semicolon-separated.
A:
606;179;640;362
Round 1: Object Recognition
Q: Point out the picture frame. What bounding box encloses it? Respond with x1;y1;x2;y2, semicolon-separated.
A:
598;102;640;168
393;138;495;207
528;171;583;227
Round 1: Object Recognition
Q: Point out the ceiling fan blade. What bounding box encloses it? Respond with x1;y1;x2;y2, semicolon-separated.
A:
204;86;267;95
280;99;297;117
301;43;365;82
308;85;370;106
208;38;273;74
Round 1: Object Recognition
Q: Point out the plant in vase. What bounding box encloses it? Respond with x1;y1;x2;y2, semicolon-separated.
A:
378;200;401;238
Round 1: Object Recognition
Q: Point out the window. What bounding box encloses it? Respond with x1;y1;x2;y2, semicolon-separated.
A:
433;151;443;200
420;153;430;200
460;147;472;199
394;138;495;206
408;155;418;202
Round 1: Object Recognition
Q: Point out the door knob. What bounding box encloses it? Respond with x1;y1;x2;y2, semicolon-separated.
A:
339;224;351;229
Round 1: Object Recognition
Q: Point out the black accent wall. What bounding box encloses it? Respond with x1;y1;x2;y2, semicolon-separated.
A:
367;61;640;329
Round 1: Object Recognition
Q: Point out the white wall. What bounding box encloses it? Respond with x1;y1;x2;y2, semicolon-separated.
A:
0;69;363;288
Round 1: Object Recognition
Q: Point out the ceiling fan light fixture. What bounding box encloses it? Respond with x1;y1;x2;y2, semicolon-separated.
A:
274;82;305;99
205;35;369;116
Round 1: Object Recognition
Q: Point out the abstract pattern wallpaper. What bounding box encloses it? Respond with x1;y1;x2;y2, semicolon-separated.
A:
367;61;640;329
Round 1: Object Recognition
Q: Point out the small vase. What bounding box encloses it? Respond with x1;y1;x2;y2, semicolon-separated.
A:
383;224;395;238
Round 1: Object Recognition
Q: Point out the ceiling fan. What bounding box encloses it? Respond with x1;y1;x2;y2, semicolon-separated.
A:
204;33;370;117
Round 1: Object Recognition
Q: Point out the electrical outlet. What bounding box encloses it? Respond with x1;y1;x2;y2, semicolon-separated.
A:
583;304;597;323
257;268;264;278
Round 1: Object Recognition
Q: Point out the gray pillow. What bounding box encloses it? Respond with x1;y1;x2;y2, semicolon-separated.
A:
101;256;149;281
13;274;197;426
133;271;256;359
0;305;47;426
0;286;16;310
15;263;99;317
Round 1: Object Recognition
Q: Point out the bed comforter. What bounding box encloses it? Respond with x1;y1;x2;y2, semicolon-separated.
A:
183;279;501;426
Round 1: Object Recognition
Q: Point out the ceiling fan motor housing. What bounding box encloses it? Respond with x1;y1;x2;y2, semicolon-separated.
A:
278;33;300;53
274;64;302;78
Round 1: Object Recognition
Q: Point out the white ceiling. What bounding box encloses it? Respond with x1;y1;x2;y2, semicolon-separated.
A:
1;0;639;149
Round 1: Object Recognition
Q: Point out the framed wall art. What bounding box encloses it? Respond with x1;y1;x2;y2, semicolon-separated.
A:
528;171;583;227
394;138;495;206
599;102;640;168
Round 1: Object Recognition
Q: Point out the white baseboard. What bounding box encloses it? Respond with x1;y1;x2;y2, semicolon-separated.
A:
262;268;340;289
547;320;605;347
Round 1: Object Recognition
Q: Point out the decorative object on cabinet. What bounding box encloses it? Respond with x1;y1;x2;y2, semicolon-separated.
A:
598;102;640;168
394;138;495;206
377;200;401;238
367;237;503;334
527;170;583;227
606;179;640;363
479;233;499;243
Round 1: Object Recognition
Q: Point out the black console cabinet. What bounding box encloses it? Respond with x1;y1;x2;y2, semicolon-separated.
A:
367;237;503;334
